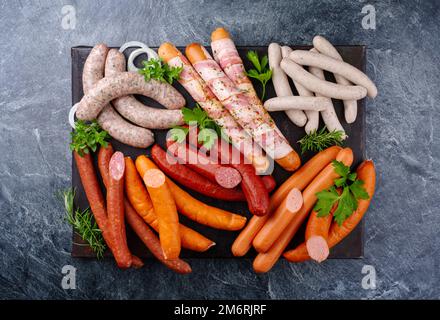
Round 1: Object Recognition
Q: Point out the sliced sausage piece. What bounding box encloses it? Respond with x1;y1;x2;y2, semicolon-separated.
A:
281;58;368;101
107;151;132;268
105;49;184;129
289;50;377;98
76;72;185;121
313;35;358;123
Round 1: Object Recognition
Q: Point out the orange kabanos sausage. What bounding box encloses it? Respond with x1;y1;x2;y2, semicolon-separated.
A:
143;168;181;260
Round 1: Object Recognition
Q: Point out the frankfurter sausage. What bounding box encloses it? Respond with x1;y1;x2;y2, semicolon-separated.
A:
289;50;378;98
107;151;132;268
281;58;367;101
186;42;300;171
253;188;303;253
231;146;342;256
268;43;307;127
158;42;269;173
253;148;353;273
76;72;185;121
105;49;184;129
151;144;245;201
264;96;330;112
304;199;337;263
82;44;155;148
283;160;376;262
313;35;358;123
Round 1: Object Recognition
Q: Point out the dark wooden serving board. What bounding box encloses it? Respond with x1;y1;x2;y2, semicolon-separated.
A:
71;45;366;259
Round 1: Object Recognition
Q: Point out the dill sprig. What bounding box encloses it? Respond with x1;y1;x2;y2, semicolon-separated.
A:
298;127;345;154
60;189;106;259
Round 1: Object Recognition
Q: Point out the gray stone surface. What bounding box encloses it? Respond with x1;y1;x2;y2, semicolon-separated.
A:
0;0;439;299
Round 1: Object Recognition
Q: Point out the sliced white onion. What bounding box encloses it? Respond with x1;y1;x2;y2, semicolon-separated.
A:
68;103;79;129
119;41;158;71
127;48;159;72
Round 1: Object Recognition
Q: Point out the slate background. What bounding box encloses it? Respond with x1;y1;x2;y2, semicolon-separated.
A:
0;0;439;299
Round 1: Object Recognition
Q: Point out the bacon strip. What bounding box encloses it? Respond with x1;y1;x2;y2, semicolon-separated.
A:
160;44;269;171
191;55;293;160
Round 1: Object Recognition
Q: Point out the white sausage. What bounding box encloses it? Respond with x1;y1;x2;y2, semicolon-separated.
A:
280;58;367;101
289;50;377;98
313;35;358;123
268;43;306;127
308;48;346;138
279;46;319;133
281;46;293;59
308;69;346;138
264;96;330;112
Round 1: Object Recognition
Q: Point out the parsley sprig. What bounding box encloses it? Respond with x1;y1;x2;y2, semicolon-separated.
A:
171;104;223;149
314;161;370;225
70;120;110;157
60;189;106;259
138;58;182;84
245;50;272;101
298;127;345;154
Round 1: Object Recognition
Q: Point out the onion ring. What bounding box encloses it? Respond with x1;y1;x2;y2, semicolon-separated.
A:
68;103;79;129
119;41;158;71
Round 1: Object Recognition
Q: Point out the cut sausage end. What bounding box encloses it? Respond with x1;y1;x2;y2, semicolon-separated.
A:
285;188;303;213
143;168;166;188
211;27;230;41
275;151;301;171
306;236;330;263
158;42;180;63
109;151;125;180
185;43;209;64
214;167;242;189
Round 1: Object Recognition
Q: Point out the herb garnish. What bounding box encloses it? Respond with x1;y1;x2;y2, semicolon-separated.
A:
245;50;272;100
297;127;345;154
172;104;223;149
61;189;106;258
138;58;182;84
314;161;370;225
70;120;110;157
